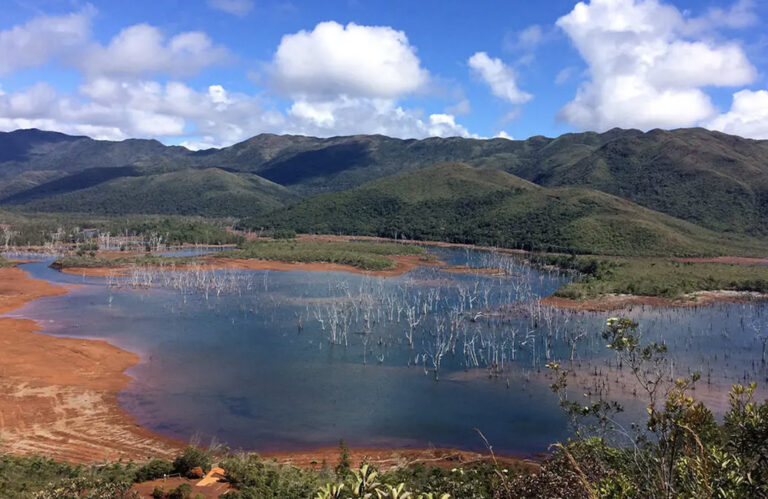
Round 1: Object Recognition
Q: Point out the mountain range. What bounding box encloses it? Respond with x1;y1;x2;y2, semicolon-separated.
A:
0;127;766;255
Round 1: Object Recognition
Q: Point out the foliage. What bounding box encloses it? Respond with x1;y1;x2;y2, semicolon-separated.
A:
540;318;768;499
0;213;243;247
52;254;200;269
4;127;768;238
0;455;138;498
547;256;768;299
219;453;331;498
171;447;212;476
248;163;767;258
165;483;192;499
220;240;425;271
6;168;293;218
335;440;351;478
134;459;174;482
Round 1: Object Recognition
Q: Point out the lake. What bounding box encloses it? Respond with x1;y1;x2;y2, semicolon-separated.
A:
9;247;768;456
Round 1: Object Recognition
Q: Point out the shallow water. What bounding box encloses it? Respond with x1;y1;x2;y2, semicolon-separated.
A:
10;247;768;455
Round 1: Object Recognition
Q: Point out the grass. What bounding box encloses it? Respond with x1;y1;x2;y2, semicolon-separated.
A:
220;240;427;271
537;254;768;299
52;254;200;269
0;255;15;267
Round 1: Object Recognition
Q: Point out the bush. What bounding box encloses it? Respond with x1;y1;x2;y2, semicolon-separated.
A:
272;229;297;239
135;459;174;482
172;447;212;476
166;482;192;499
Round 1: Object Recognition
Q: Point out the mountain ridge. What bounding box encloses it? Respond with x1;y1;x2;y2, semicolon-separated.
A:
1;127;766;239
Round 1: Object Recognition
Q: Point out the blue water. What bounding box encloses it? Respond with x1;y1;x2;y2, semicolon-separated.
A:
8;248;768;455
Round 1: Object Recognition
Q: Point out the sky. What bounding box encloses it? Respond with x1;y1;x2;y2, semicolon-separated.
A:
1;0;768;149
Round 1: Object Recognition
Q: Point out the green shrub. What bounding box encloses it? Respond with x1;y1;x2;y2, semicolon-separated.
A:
135;459;174;482
272;229;297;239
172;447;212;476
166;482;192;499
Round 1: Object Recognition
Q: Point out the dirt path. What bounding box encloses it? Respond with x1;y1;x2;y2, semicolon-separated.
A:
0;266;182;463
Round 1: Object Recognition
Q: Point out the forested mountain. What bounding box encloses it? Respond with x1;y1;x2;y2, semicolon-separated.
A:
1;127;767;241
247;162;764;256
9;168;294;218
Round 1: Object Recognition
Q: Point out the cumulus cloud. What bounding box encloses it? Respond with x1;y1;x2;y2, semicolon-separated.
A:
708;90;768;139
283;97;473;138
207;0;254;17
0;77;473;146
80;24;230;77
0;78;276;145
0;7;93;76
556;0;756;131
468;52;532;105
272;21;429;99
0;14;474;144
262;21;470;140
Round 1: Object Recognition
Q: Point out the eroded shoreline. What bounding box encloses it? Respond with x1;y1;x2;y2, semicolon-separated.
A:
540;290;768;312
57;253;443;278
0;266;183;463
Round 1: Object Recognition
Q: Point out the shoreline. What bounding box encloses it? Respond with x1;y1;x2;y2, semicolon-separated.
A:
56;253;444;278
0;266;183;463
540;290;768;312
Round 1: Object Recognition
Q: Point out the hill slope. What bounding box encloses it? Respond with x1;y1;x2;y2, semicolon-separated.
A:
250;163;764;257
1;128;768;236
8;168;294;218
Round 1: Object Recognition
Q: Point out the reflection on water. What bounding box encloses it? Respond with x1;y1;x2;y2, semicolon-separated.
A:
10;247;768;455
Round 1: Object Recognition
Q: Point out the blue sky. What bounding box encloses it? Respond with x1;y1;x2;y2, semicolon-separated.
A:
1;0;767;147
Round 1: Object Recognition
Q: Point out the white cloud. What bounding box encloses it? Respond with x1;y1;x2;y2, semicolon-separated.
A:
0;78;475;145
468;52;532;105
0;78;275;144
207;0;254;17
684;0;757;33
0;7;93;76
495;131;514;140
708;90;768;139
283;97;474;138
517;25;544;48
556;0;757;131
0;14;475;144
272;21;429;99
80;24;230;77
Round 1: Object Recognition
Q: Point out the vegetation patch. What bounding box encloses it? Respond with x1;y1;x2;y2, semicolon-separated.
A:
247;163;768;258
52;254;200;269
538;254;768;299
219;240;426;271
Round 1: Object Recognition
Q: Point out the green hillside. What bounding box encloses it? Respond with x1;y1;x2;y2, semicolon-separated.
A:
249;163;766;257
517;128;768;235
2;127;768;240
9;168;294;218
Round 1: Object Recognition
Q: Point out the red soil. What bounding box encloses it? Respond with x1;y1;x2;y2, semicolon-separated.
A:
59;253;443;278
0;266;183;463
